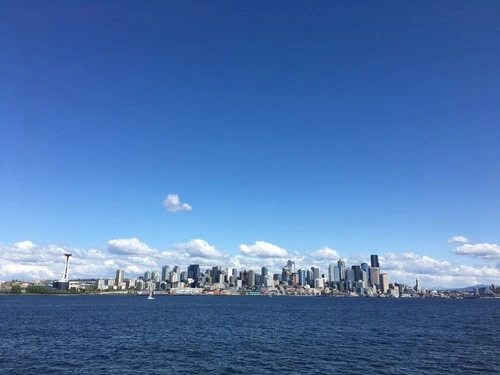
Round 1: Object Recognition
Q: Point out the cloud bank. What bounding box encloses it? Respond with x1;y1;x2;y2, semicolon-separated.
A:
1;237;499;289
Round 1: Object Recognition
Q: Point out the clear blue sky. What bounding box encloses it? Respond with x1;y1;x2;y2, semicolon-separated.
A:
1;1;499;266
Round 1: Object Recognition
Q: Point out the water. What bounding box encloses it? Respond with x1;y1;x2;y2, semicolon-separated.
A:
0;296;498;374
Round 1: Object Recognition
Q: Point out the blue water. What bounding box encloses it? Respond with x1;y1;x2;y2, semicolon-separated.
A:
0;296;498;374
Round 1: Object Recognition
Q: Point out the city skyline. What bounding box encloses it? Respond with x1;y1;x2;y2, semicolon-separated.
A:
1;2;499;289
1;235;498;289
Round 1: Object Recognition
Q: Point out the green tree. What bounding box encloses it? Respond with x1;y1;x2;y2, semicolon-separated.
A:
10;285;22;294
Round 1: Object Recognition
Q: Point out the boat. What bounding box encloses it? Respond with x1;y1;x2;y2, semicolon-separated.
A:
147;286;155;300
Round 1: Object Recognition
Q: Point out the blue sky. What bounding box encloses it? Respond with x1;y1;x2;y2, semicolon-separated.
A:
1;1;499;287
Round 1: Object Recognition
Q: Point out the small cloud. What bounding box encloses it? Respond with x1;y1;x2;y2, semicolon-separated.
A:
310;246;341;260
453;243;500;260
163;194;192;213
447;236;469;244
174;239;225;259
238;241;288;258
14;240;36;250
107;238;155;256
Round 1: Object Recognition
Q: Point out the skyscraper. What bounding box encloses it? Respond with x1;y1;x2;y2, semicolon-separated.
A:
351;265;362;282
337;259;346;281
379;273;389;294
115;269;124;286
187;264;200;281
261;267;268;277
370;267;380;288
298;269;307;286
161;265;170;281
370;254;379;268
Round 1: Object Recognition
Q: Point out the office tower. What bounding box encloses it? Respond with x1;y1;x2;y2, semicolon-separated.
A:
352;265;362;282
115;269;124;285
211;266;221;284
314;278;324;289
264;274;274;287
180;271;187;282
361;263;370;283
298;269;307;286
346;269;355;282
337;259;346;280
328;263;336;284
173;266;180;274
261;267;268;277
187;264;200;281
232;268;238;278
379;273;389;294
151;271;160;283
333;266;341;283
370;254;379;268
255;273;262;287
161;265;170;281
282;267;290;282
307;269;314;287
287;260;295;273
370;267;380;289
169;272;178;283
361;269;368;286
144;271;152;281
311;267;320;280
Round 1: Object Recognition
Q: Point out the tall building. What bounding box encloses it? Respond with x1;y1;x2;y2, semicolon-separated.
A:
361;263;370;282
298;269;307;286
211;266;221;284
379;273;389;294
115;269;124;285
352;265;362;282
161;265;170;281
337;259;346;281
261;267;268;277
328;263;336;284
370;267;380;288
370;254;379;268
187;264;200;281
144;271;152;281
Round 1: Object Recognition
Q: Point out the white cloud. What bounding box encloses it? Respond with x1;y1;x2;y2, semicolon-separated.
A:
238;241;288;258
14;240;36;250
174;239;225;259
310;246;341;260
107;238;155;256
447;236;469;244
163;194;192;213
453;243;500;260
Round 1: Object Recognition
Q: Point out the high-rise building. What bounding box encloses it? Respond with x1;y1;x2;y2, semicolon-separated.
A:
115;269;124;285
370;267;380;288
287;260;295;273
352;265;362;282
370;254;379;268
161;265;170;281
361;263;370;282
173;266;180;274
333;266;341;283
187;264;200;281
144;271;152;281
328;263;336;284
337;259;346;281
379;273;389;294
261;267;268;277
298;269;307;286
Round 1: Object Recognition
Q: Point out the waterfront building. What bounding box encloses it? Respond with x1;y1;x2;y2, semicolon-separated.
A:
346;269;355;283
144;271;152;281
333;266;341;283
307;269;314;287
152;271;160;283
314;278;324;289
115;269;124;286
370;254;379;268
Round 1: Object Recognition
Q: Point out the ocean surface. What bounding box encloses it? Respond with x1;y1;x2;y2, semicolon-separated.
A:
0;295;498;374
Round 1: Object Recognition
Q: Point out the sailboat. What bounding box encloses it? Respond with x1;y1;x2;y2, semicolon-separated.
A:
147;285;155;300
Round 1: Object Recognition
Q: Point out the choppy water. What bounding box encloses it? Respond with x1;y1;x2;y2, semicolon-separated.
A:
0;295;498;374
